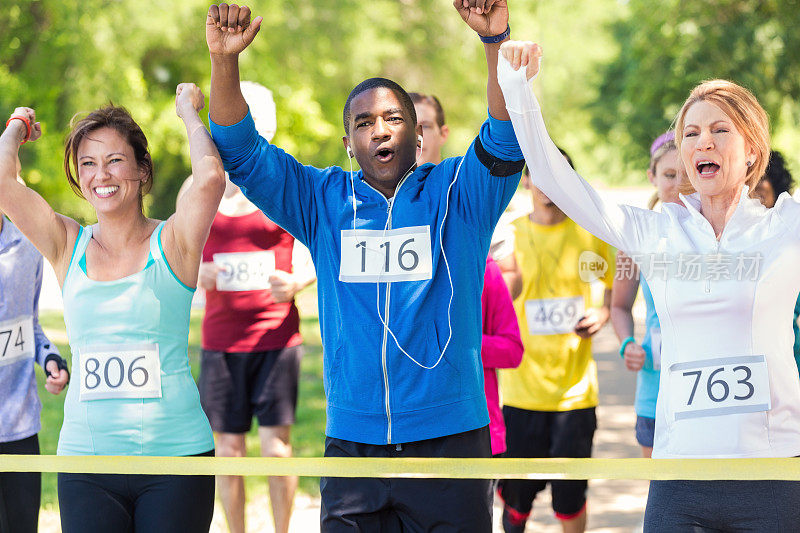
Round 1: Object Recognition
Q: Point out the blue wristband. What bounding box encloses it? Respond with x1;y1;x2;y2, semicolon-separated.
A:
619;337;636;358
480;25;510;44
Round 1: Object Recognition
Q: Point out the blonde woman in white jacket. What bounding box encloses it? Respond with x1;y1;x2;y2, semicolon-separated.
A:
497;39;800;532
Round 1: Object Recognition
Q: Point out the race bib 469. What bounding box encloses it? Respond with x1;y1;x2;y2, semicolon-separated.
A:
340;226;433;283
525;297;585;335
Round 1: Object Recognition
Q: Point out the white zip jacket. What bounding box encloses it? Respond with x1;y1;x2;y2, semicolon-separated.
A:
497;55;800;458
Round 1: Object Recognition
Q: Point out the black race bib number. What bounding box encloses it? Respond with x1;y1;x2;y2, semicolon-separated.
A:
669;355;770;420
0;316;33;367
340;226;433;283
79;344;162;401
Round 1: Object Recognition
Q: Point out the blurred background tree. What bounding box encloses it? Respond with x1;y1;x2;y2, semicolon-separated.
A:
593;0;800;181
1;0;799;223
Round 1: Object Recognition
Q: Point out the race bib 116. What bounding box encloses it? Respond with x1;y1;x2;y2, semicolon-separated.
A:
340;226;433;283
0;316;34;367
214;251;276;292
668;355;770;421
79;343;162;401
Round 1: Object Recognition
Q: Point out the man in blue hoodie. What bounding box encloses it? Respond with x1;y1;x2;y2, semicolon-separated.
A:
206;1;524;530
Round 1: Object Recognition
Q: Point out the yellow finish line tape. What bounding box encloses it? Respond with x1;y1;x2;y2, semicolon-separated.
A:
2;456;800;480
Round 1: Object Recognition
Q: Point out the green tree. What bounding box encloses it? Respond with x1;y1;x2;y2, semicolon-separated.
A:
593;0;800;181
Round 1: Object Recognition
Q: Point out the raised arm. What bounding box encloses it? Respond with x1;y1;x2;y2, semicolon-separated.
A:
164;83;226;287
207;3;262;126
454;0;511;121
0;108;79;282
496;41;654;254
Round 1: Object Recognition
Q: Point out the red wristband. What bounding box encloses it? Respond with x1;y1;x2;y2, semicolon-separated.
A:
5;115;32;144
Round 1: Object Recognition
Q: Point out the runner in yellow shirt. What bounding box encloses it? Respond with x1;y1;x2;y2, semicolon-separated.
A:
499;154;614;533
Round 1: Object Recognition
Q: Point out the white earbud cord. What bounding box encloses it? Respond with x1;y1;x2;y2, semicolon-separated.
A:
346;137;460;370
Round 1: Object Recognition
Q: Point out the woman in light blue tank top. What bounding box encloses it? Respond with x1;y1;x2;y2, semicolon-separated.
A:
610;132;686;458
0;84;225;532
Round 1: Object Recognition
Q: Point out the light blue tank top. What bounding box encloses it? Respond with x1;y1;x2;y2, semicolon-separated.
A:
57;222;214;456
635;278;661;419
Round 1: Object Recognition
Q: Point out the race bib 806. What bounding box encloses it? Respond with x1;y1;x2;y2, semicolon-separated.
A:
668;355;770;421
214;251;276;292
79;343;162;401
525;297;585;335
340;226;433;283
0;315;34;367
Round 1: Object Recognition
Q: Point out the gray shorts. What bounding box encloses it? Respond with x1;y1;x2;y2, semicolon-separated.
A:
635;416;655;448
644;479;800;532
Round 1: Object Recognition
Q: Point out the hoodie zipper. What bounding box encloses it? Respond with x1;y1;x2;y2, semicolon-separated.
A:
359;173;410;444
705;239;721;294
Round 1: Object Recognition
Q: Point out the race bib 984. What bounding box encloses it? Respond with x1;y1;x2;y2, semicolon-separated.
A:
214;251;276;292
668;355;770;421
525;297;585;335
79;343;162;401
0;316;34;367
340;226;433;283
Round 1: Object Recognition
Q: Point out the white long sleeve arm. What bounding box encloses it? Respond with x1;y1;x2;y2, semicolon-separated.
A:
496;56;654;255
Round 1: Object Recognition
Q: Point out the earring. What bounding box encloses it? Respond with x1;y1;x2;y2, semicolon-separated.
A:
746;160;753;167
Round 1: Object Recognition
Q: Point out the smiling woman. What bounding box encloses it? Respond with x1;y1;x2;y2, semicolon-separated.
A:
0;83;226;533
63;106;154;210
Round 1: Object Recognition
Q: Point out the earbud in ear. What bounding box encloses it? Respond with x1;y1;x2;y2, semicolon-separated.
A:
418;135;423;144
347;146;354;158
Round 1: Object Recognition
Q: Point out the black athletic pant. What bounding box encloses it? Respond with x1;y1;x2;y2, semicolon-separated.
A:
57;450;214;533
0;434;40;533
321;426;493;533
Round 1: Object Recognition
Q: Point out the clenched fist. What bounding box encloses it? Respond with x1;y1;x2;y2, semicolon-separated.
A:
6;107;42;144
206;3;262;56
453;0;508;38
176;83;205;119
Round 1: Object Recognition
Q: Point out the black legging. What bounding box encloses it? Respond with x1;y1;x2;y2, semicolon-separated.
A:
57;450;215;533
0;434;41;533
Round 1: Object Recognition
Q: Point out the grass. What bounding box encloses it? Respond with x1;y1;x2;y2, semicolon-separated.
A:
36;285;326;508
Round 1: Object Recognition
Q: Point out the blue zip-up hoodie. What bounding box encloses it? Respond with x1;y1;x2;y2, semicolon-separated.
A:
210;111;523;444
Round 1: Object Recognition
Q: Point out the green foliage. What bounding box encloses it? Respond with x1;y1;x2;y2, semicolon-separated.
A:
593;0;800;182
4;0;800;218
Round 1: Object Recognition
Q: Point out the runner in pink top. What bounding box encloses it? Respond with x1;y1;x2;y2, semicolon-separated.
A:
482;256;524;455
